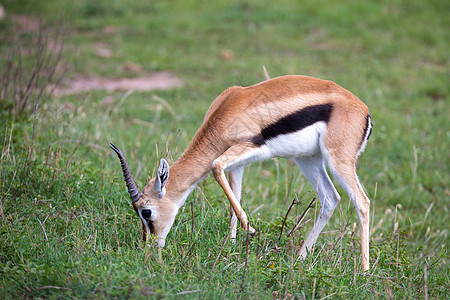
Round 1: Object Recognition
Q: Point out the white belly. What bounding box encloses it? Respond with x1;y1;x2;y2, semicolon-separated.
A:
264;121;326;158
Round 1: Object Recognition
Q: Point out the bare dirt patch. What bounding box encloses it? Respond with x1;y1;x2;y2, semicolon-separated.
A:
54;71;184;96
7;14;184;96
11;14;40;32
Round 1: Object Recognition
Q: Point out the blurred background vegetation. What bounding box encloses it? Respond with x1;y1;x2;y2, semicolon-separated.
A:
0;0;448;298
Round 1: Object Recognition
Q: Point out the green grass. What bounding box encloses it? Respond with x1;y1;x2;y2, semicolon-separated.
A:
0;0;448;298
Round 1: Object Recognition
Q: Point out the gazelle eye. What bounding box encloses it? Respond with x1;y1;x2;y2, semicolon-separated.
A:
141;209;152;219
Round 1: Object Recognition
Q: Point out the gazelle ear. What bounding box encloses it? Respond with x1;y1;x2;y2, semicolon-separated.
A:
154;158;169;197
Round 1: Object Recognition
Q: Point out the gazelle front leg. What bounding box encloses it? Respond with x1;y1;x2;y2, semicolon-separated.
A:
228;166;244;239
212;142;272;234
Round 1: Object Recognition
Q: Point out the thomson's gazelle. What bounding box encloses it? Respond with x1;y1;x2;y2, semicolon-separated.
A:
111;75;373;270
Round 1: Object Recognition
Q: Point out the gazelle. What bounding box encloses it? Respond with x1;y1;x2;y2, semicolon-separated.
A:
111;75;373;270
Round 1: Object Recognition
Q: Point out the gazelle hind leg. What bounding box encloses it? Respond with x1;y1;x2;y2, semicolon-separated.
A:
228;166;244;240
328;159;370;271
294;155;341;259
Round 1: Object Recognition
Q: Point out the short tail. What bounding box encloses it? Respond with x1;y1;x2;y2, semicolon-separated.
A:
357;114;373;157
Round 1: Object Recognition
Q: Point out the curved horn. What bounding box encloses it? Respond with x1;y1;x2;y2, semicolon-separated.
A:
110;143;141;203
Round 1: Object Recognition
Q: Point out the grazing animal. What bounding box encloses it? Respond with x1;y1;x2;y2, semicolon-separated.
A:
111;75;373;270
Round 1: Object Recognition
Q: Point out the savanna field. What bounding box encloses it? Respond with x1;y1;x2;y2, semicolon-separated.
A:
0;0;448;298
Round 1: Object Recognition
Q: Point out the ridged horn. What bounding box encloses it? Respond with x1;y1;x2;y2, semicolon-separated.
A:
110;143;141;203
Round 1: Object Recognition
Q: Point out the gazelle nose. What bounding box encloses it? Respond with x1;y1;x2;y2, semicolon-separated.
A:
141;209;152;219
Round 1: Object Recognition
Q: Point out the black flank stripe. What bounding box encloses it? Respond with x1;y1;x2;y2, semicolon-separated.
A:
251;103;333;146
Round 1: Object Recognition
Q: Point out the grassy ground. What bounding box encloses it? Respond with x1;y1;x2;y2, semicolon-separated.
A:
0;0;448;298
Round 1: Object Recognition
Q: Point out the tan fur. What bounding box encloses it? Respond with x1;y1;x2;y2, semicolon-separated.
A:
131;75;371;270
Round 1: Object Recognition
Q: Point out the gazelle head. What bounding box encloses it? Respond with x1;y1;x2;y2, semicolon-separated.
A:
110;143;179;247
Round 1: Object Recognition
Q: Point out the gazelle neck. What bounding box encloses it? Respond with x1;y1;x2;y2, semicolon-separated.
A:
165;130;228;207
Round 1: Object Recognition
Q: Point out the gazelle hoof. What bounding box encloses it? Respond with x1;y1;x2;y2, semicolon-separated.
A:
241;222;256;235
247;225;256;236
